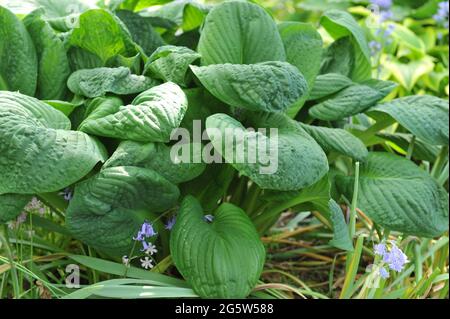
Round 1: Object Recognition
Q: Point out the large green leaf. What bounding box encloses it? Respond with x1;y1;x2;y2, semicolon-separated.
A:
115;10;165;56
23;9;70;100
0;194;31;223
299;123;368;162
337;152;449;238
104;141;206;184
309;80;397;121
79;82;188;143
66;166;180;255
0;5;37;96
144;45;201;87
191;62;307;113
205;113;328;191
368;95;449;146
308;73;353;101
69;9;135;64
197;1;285;65
67;67;158;98
320;10;371;82
0;91;107;194
278;22;323;116
170;196;265;298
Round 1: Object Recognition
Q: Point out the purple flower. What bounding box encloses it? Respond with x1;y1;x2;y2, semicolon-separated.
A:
379;10;393;22
379;267;390;279
374;243;386;256
133;221;157;241
203;215;214;223
370;0;392;9
383;243;409;272
141;221;157;237
385;23;395;36
165;216;176;230
434;1;449;28
369;40;382;56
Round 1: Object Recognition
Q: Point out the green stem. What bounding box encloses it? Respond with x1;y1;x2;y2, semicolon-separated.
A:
436;162;449;186
0;226;20;298
243;183;261;215
406;135;416;160
431;146;448;179
349;162;360;239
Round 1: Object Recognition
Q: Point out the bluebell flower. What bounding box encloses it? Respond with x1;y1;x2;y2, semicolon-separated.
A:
141;241;158;255
369;40;382;56
141;221;157;237
385;23;395;36
203;215;214;223
59;188;73;201
379;267;390;279
434;1;449;28
384;243;409;272
371;0;392;9
165;216;176;230
133;221;157;241
374;243;386;256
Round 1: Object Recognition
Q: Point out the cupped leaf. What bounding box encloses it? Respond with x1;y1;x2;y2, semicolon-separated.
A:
69;9;135;64
368;95;449;146
115;9;165;56
278;22;323;116
144;45;201;87
23;9;70;100
197;1;285;65
191;62;308;113
78;82;188;143
320;37;355;79
0;91;107;194
104;141;206;184
309;80;396;121
308;73;353;101
170;196;265;298
205;113;328;191
0;5;37;96
337;152;449;238
66;166;180;255
328;199;353;251
67;67;158;98
0;194;31;223
143;0;209;31
299;123;368;162
320;10;371;82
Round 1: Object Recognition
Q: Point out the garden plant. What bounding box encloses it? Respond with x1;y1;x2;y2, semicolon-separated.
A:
0;0;448;300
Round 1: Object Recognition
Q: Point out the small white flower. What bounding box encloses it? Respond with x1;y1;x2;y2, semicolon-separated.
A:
122;255;130;268
144;243;158;256
140;257;154;269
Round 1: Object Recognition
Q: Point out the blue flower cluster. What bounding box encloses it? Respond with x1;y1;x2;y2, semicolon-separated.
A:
369;0;396;59
133;221;157;251
371;0;393;22
374;241;409;279
434;1;449;29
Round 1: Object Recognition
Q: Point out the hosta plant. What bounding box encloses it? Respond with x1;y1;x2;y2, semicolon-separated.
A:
0;0;448;299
